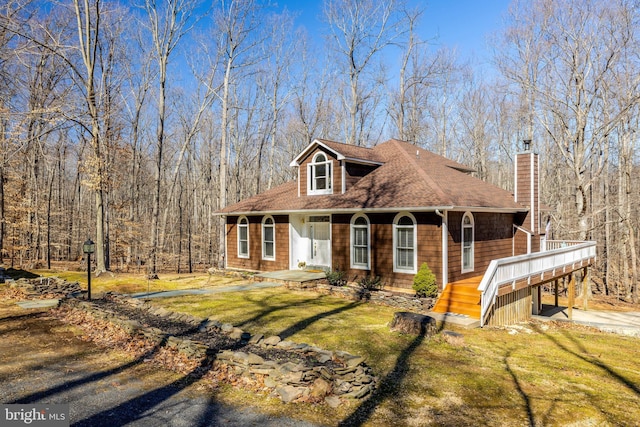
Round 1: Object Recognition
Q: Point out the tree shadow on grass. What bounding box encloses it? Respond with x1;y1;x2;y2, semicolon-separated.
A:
0;311;47;324
5;268;40;279
234;292;328;330
277;301;361;340
530;323;640;398
503;348;535;427
338;329;426;426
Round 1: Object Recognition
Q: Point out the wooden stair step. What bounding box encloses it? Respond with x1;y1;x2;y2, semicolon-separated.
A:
438;293;481;303
433;300;481;313
432;277;483;319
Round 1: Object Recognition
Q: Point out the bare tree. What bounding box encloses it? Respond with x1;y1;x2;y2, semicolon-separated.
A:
143;0;199;275
71;0;110;273
498;0;640;241
209;0;266;267
323;0;407;145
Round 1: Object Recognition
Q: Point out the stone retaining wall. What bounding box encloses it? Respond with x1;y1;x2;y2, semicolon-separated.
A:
290;282;437;314
63;292;377;406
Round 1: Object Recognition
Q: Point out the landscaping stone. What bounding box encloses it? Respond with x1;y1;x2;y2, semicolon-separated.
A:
276;340;296;349
325;396;341;408
248;333;264;344
305;282;437;314
276;385;304;403
22;281;379;405
310;377;332;398
263;335;281;346
247;352;265;365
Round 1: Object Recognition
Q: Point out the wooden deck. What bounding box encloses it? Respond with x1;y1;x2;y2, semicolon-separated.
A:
432;276;483;319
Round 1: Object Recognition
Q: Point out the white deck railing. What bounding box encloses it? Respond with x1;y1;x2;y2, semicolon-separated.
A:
478;241;596;326
543;240;587;251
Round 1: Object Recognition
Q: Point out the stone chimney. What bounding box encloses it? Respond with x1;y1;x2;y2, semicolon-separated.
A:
514;140;539;235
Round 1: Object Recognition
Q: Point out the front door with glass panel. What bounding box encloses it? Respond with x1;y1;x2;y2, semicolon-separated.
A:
308;216;331;267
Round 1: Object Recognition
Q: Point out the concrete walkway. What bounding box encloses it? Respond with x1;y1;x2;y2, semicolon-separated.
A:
16;299;60;309
129;281;282;299
535;305;640;337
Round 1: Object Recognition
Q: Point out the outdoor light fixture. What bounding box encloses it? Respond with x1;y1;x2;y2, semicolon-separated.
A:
83;239;95;300
523;139;532;151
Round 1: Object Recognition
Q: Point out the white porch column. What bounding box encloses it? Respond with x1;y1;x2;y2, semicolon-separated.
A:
439;210;449;289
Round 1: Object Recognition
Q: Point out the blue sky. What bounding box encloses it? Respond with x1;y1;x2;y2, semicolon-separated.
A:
277;0;512;64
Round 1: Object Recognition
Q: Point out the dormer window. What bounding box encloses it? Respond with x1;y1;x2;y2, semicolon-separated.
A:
308;152;333;195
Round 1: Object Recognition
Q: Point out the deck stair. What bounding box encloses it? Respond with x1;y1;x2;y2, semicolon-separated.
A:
432;276;482;319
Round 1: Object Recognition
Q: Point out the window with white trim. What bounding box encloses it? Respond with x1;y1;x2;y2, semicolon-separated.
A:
237;216;249;258
393;213;417;273
351;214;370;269
262;216;275;260
308;152;332;195
462;212;474;272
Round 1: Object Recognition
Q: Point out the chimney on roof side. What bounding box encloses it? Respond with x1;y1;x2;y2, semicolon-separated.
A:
514;139;539;235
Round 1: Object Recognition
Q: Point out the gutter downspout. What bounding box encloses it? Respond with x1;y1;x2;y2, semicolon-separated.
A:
513;224;532;255
436;209;448;289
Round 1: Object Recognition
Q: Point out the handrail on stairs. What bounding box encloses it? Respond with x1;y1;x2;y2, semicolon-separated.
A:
477;241;597;327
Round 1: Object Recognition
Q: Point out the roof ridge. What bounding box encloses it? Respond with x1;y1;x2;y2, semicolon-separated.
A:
392;140;454;205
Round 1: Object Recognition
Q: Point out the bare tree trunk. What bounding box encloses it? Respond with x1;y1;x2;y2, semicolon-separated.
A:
73;0;107;273
46;165;54;269
145;0;196;275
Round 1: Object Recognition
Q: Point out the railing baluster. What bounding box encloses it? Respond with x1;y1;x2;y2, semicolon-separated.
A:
478;241;596;326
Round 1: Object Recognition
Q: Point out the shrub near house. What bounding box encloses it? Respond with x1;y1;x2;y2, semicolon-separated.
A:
413;263;438;298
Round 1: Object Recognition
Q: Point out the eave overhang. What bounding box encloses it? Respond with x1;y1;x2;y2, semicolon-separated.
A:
214;205;529;217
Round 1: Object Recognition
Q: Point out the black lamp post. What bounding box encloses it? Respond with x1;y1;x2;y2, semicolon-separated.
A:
83;239;95;300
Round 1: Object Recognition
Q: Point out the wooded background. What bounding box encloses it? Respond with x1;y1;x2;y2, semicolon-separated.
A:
0;0;638;302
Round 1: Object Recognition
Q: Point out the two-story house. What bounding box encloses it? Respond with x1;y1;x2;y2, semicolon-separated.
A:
218;138;543;289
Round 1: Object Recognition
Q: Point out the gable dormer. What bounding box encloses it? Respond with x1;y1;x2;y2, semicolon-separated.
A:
290;139;384;197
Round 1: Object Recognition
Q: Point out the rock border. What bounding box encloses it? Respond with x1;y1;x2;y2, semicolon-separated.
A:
5;278;377;406
287;282;437;314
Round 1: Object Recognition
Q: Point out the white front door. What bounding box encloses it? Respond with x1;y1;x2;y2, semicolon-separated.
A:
309;216;331;268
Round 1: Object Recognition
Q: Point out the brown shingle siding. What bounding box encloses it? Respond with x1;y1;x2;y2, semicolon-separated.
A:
448;212;515;284
329;212;443;289
226;215;290;271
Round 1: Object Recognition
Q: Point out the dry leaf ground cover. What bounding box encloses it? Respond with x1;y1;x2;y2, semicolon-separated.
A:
155;288;640;426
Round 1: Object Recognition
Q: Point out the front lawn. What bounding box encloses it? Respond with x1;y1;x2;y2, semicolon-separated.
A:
154;288;640;426
26;269;245;296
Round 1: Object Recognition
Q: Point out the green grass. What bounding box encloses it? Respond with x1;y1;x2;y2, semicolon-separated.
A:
154;288;640;426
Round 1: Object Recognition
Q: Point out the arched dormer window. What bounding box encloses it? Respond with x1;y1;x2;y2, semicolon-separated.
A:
237;216;249;259
462;212;474;272
308;152;332;195
350;214;370;269
393;212;417;273
262;216;275;260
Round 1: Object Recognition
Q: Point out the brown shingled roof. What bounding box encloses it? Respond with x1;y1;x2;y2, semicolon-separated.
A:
219;139;524;214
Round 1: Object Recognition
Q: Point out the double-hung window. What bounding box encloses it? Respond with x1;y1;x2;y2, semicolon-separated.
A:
393;213;417;273
262;216;275;260
462;212;474;272
351;215;370;269
237;216;249;258
308;153;332;195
